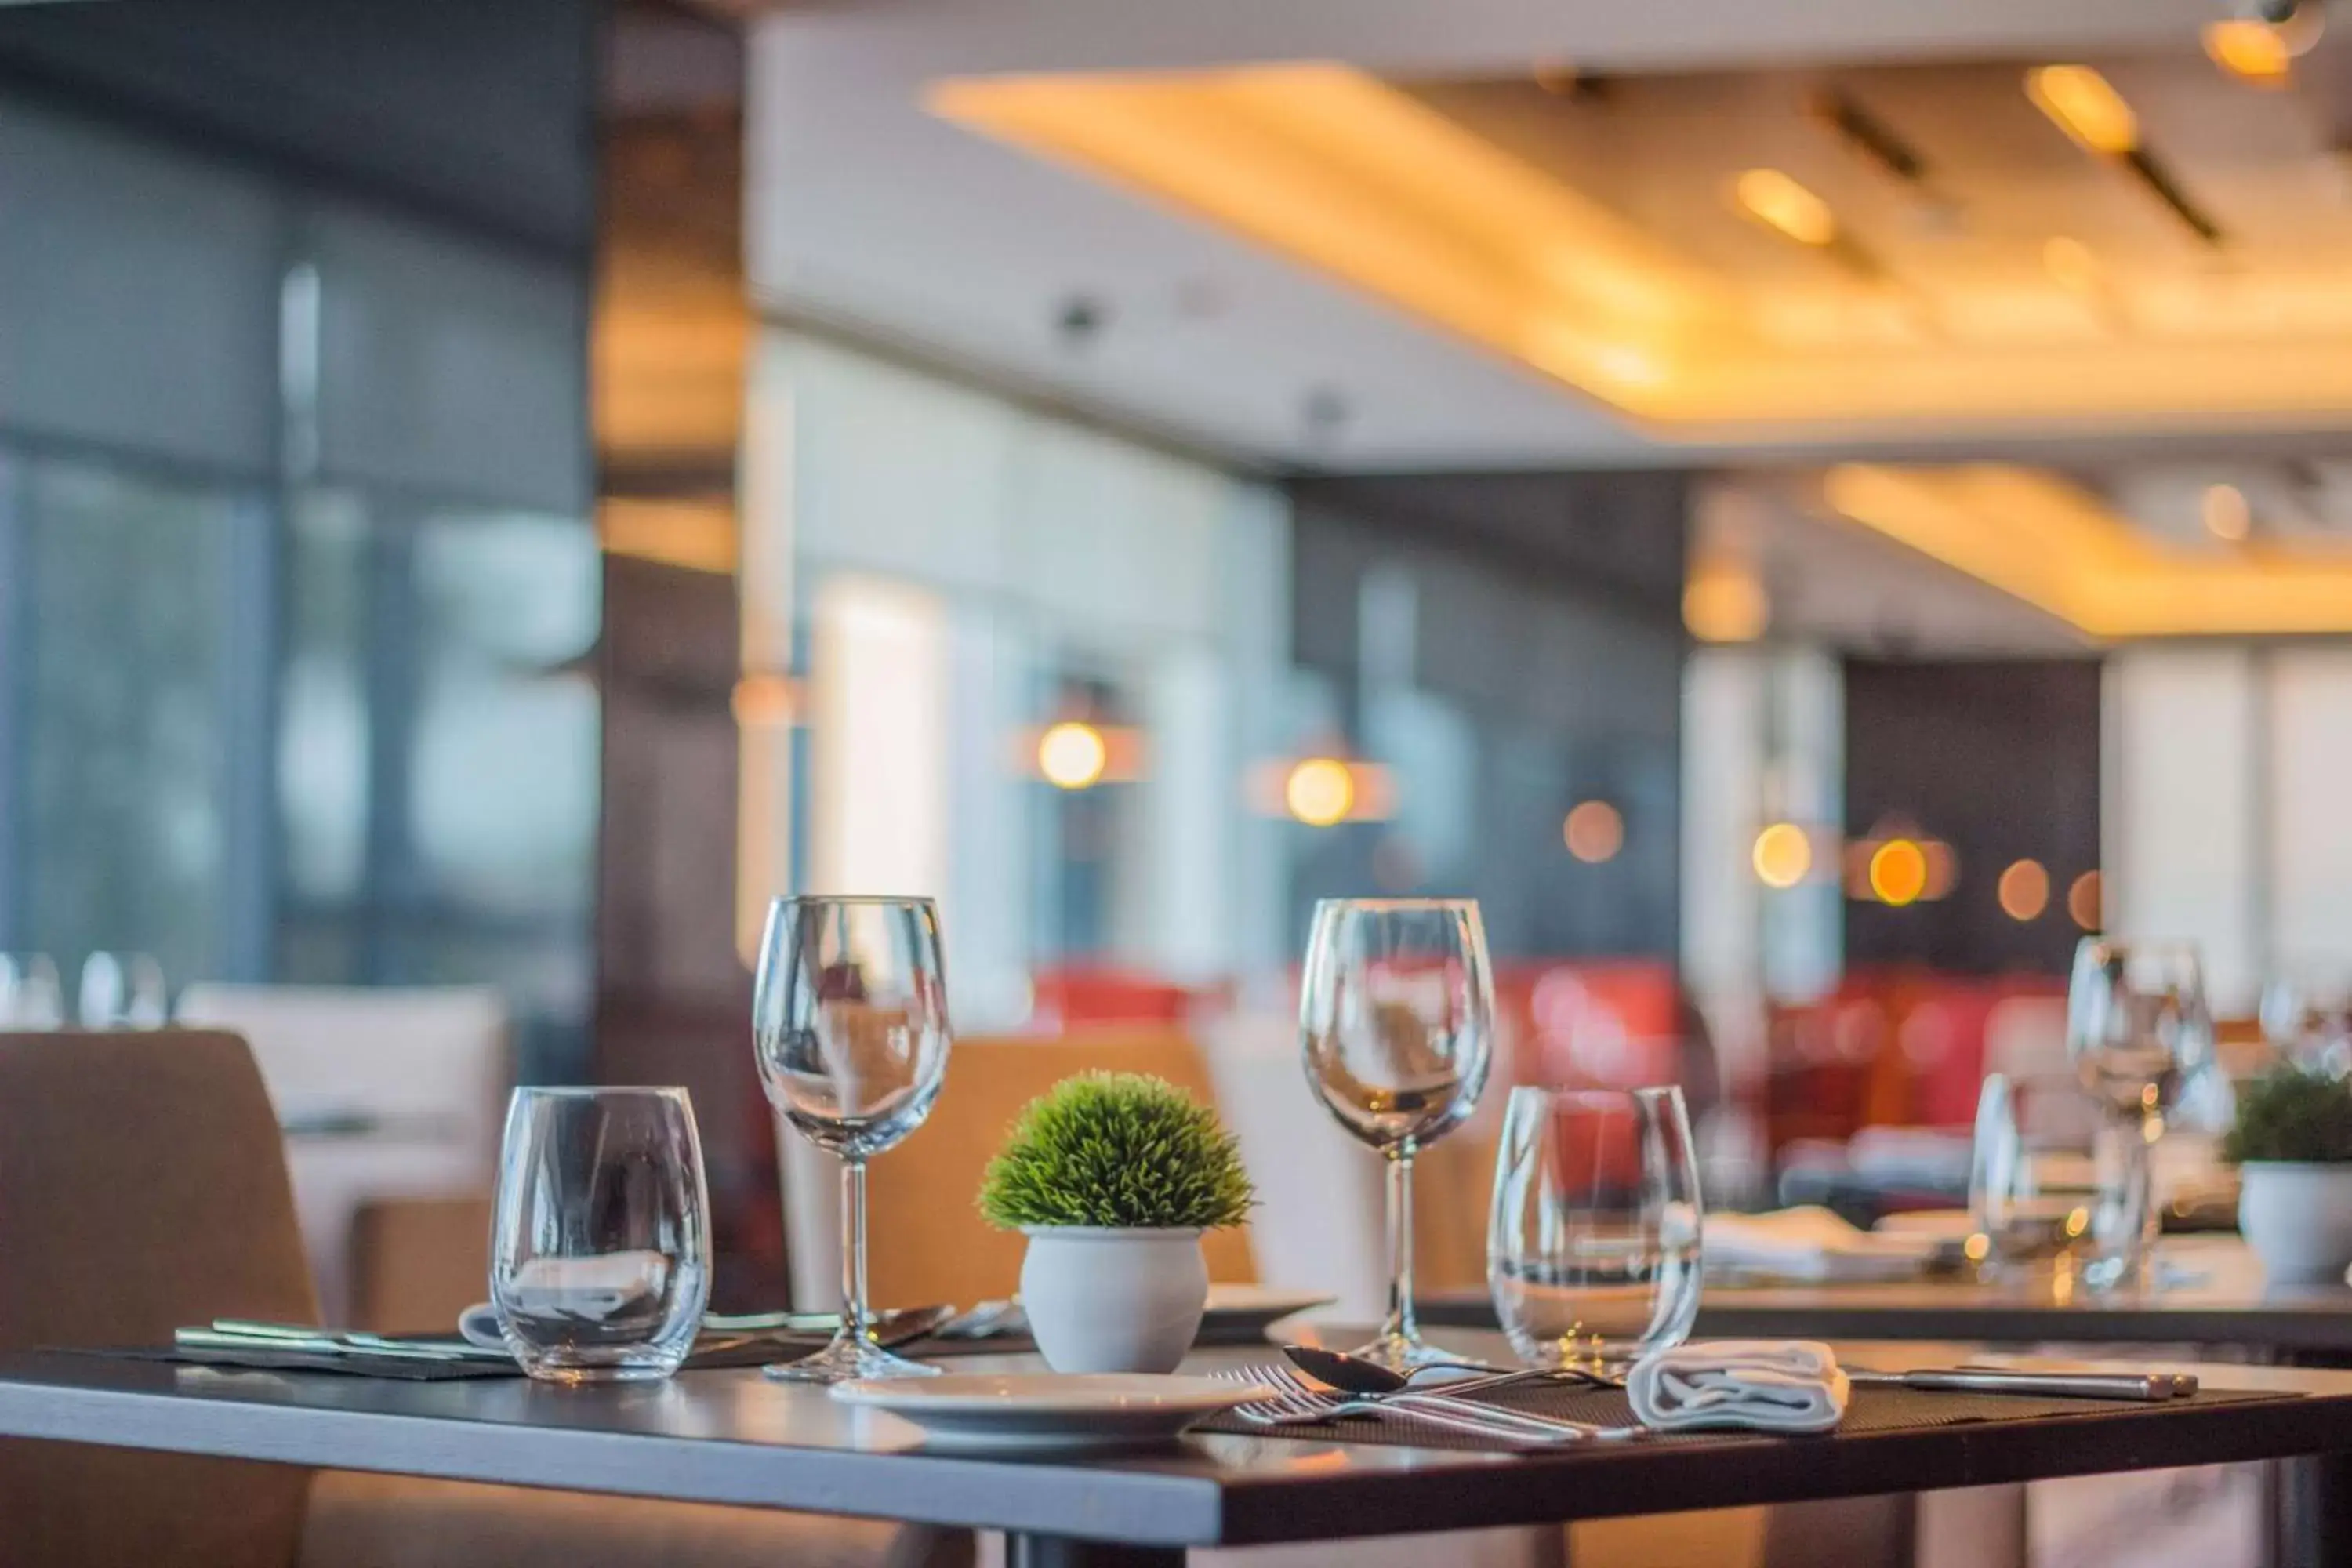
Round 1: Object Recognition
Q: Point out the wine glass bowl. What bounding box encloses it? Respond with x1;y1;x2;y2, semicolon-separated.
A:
1299;898;1494;1370
754;896;952;1382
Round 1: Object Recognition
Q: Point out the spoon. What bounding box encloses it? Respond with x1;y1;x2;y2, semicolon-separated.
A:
1280;1344;1554;1397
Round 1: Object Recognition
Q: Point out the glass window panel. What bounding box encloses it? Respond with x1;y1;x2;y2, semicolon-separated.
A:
20;456;249;982
406;510;600;921
279;489;372;904
0;93;279;470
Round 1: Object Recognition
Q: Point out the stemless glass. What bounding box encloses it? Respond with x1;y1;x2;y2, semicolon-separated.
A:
1487;1086;1702;1370
78;952;167;1029
0;955;64;1029
754;895;951;1382
2067;939;2213;1290
1968;1073;2092;1274
490;1087;712;1383
1300;897;1494;1370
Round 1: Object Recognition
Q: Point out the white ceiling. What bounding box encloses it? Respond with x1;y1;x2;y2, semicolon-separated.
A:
746;0;2247;470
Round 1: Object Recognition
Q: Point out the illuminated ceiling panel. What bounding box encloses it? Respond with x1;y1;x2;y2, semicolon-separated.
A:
933;56;2352;437
1821;464;2352;637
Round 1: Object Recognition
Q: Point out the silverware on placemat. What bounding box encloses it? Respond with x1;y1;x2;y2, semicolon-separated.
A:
1215;1364;1641;1445
186;1301;957;1368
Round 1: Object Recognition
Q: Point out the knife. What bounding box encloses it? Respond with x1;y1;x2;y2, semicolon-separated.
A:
1848;1367;2190;1401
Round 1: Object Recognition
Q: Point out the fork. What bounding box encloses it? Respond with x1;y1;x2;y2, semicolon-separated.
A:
1219;1366;1640;1445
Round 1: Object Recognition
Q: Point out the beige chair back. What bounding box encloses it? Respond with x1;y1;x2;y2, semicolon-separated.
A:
858;1031;1257;1309
0;1029;318;1566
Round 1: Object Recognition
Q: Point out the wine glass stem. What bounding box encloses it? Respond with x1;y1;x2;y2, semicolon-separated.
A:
839;1154;872;1345
1383;1141;1419;1348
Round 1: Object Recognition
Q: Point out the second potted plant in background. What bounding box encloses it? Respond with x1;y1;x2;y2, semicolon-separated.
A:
980;1071;1255;1374
2225;1065;2352;1283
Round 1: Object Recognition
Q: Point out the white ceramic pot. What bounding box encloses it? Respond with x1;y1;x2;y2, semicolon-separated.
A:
2238;1162;2352;1284
1019;1226;1208;1374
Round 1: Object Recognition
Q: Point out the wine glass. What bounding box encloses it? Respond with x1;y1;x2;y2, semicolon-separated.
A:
2262;968;2351;1073
1487;1085;1702;1371
489;1087;712;1383
1300;897;1494;1370
753;895;951;1382
78;952;167;1029
2067;939;2213;1290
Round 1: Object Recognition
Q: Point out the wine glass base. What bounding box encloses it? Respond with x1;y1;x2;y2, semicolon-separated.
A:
762;1331;942;1384
1345;1332;1462;1374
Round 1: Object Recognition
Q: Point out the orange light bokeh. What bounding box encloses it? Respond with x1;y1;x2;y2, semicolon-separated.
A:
1998;858;2051;921
1563;800;1625;863
1869;839;1930;906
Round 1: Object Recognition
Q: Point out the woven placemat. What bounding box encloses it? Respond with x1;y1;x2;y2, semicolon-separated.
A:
1193;1379;2296;1453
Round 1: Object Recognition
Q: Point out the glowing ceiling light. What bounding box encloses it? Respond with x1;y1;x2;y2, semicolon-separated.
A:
2027;66;2140;156
1284;757;1356;827
1868;839;1929;906
1563;800;1624;864
1998;858;2051;921
2203;482;2252;542
1735;168;1837;247
1752;823;1813;890
1036;720;1109;790
2204;20;2295;83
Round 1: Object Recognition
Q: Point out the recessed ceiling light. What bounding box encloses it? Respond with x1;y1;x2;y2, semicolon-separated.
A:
1734;169;1836;247
2026;65;2140;156
2204;20;2296;84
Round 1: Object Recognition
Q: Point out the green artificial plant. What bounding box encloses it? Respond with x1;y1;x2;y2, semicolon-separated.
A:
979;1071;1257;1230
2223;1066;2352;1165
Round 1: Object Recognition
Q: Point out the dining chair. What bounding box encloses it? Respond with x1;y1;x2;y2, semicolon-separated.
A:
0;1028;970;1568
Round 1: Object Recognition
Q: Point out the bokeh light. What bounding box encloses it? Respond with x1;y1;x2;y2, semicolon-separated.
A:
1751;822;1813;888
1868;839;1929;906
1284;757;1356;827
1036;720;1109;790
1563;800;1624;863
1998;858;2050;921
2069;869;2104;931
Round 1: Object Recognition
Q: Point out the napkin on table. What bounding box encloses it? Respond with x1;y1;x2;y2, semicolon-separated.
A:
1626;1340;1851;1433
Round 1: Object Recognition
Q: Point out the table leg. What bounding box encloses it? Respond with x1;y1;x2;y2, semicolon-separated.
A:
1004;1532;1185;1568
2272;1453;2352;1568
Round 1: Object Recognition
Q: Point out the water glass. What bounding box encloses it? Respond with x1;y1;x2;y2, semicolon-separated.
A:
78;952;168;1029
1968;1073;2091;1272
2067;939;2212;1289
0;954;64;1029
490;1087;711;1383
2262;970;2352;1073
754;895;952;1382
1301;898;1494;1371
1487;1085;1702;1370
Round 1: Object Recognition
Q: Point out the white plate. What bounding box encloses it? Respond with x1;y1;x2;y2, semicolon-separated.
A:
831;1373;1272;1454
1201;1285;1337;1335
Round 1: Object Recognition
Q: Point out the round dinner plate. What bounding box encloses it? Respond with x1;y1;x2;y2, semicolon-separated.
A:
831;1373;1273;1454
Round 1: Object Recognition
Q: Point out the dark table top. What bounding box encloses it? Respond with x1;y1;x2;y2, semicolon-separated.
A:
1424;1241;2352;1354
7;1337;2352;1548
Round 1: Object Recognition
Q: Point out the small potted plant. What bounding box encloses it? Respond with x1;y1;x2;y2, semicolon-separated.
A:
980;1072;1255;1374
2224;1066;2352;1283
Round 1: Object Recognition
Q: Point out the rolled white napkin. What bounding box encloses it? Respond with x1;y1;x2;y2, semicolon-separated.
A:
1627;1340;1851;1433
